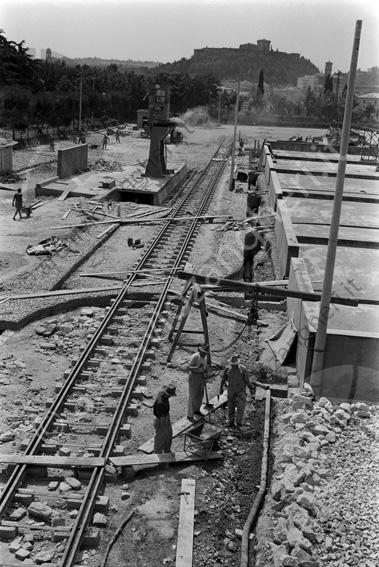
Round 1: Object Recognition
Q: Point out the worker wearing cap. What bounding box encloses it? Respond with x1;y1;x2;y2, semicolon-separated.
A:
220;355;268;428
153;384;176;454
187;344;209;421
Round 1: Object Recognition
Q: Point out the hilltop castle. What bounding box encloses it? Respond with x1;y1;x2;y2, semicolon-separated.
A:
193;39;301;61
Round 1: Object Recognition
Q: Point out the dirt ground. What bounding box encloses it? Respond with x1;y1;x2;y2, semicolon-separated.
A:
0;124;324;567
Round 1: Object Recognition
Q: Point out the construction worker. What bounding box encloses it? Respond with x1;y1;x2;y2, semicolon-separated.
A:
187;344;209;421
115;129;121;143
102;133;110;150
12;188;23;221
220;354;269;429
153;384;176;454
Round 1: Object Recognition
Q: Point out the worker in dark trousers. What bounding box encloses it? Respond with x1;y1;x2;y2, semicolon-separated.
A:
12;188;23;220
187;344;209;421
102;133;110;150
220;354;269;428
153;384;176;454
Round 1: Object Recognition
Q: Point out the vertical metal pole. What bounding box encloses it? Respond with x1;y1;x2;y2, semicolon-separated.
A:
79;72;83;132
310;20;362;397
229;83;240;191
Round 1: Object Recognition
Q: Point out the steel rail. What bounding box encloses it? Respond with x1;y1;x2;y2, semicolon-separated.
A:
0;144;230;567
62;147;230;566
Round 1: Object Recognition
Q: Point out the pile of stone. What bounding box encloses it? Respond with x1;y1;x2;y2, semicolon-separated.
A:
34;306;104;356
89;158;124;173
256;387;378;567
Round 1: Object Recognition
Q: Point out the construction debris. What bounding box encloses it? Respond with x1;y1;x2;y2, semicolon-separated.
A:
26;236;68;256
89;158;124;173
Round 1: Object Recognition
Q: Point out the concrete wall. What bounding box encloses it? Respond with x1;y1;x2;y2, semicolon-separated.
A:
0;146;13;174
275;200;299;277
321;331;379;402
268;170;282;211
269;139;377;156
57;144;88;180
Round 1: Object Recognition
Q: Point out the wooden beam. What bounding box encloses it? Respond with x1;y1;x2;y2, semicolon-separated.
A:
175;271;359;307
0;285;122;301
96;223;119;239
110;450;222;467
49;214;232;230
58;189;70;201
0;455;105;467
176;479;196;567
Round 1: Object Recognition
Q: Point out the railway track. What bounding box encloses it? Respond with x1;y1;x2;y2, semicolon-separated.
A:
0;143;231;566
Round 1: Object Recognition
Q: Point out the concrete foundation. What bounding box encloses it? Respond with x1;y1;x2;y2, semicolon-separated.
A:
264;141;379;402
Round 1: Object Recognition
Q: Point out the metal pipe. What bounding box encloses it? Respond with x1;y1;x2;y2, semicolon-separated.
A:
240;390;271;567
310;20;362;397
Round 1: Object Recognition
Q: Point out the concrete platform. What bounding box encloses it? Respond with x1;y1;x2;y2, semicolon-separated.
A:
273;149;375;165
273;158;379;179
262;141;379;401
36;163;188;206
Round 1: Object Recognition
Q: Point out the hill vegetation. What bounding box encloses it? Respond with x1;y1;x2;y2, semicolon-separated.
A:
155;47;320;85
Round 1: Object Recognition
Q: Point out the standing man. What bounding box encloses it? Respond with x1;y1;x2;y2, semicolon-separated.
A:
153;384;176;454
187;344;209;421
12;188;23;221
220;354;269;429
115;129;121;143
102;133;109;150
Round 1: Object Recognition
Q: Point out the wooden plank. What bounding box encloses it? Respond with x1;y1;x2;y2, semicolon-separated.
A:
176;479;196;567
110;450;222;467
62;209;71;220
0;285;122;301
58;189;71;201
97;223;119;239
49;214;232;230
2;520;71;532
0;455;105;467
138;392;227;454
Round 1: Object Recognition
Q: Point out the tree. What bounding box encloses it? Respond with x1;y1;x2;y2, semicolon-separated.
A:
258;69;265;95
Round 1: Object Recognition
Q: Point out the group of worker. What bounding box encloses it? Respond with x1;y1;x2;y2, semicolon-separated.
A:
153;344;269;454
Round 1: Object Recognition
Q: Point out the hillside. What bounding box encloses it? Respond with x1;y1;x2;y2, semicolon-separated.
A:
155;48;320;85
61;56;160;70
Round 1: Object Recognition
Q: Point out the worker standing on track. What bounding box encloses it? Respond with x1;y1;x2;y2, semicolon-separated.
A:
220;354;269;429
187;344;209;421
153;384;176;454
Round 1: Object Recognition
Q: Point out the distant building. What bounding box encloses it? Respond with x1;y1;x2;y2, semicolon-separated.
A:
356;92;379;111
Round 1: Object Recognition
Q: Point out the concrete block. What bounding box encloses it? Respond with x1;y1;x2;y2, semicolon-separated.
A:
111;445;125;457
48;481;60;491
52;517;66;527
99;335;113;346
33;415;44;429
132;387;143;400
77;468;93;481
136;375;146;386
107;326;119;335
15;547;31;560
104;404;117;413
94;347;107;357
125;403;138;416
52;420;69;432
72;386;87;394
95;424;110;435
64;477;81;490
94;496;109;514
111;389;123;398
67;495;84;510
105;464;118;481
0;525;18;541
53;530;71;542
78;371;93;380
9;507;27;521
150;338;160;348
82;528;100;548
8;536;22;553
119;424;131;438
63;401;78;412
14;493;34;506
45;398;54;408
59;447;71;457
87;359;100;368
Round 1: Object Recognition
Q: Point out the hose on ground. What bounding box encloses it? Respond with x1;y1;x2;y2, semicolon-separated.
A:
240;390;271;567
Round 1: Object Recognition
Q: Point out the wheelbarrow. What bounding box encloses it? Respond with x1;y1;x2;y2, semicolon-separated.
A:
182;421;222;458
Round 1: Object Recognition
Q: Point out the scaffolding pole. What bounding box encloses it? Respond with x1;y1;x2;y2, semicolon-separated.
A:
310;20;362;397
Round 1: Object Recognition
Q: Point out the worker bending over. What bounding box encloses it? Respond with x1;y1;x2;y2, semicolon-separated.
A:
220;354;269;429
153;384;176;453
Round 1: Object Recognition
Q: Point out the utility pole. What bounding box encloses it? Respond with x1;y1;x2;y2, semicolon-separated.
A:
310;20;362;398
229;83;240;191
78;72;83;132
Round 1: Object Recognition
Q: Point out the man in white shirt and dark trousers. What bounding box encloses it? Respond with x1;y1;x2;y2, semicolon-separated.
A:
220;354;269;429
187;343;209;421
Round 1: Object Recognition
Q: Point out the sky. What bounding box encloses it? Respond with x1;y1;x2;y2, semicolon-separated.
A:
2;0;379;74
